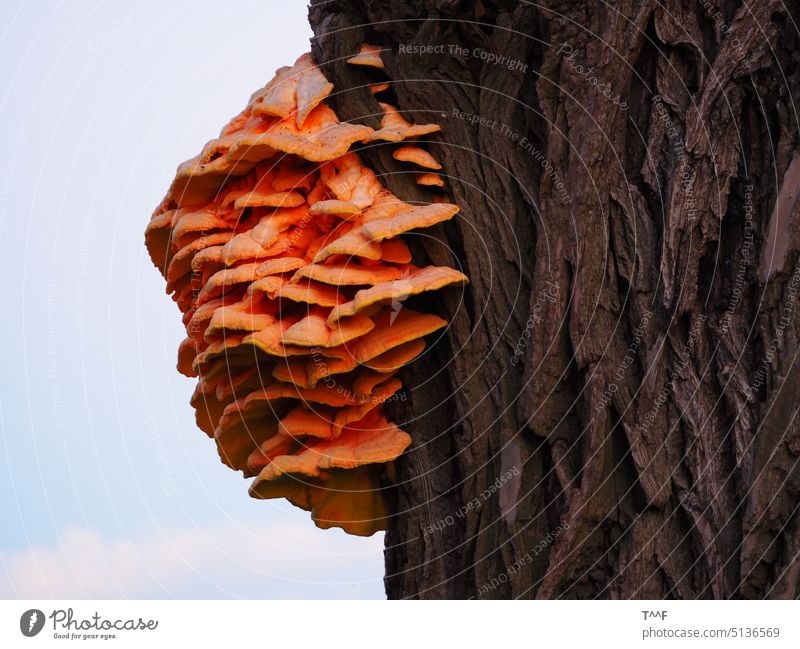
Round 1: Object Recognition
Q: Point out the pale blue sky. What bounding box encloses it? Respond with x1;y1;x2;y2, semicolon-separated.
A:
0;0;385;599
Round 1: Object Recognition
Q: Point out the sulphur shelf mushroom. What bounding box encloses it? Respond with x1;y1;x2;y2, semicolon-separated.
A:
145;51;466;536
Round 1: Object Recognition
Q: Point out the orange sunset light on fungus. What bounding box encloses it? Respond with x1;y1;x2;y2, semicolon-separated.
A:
145;49;466;536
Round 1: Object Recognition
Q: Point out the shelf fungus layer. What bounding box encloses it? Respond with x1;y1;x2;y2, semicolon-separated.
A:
145;51;466;536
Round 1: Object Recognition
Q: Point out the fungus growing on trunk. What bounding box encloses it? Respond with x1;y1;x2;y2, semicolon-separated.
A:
346;43;385;69
145;51;466;535
392;145;442;170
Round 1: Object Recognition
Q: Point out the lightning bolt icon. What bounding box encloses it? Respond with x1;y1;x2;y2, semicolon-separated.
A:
389;296;403;325
28;611;37;632
389;271;413;326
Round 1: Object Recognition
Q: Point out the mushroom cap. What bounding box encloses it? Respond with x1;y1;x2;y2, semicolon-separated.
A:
393;145;442;170
278;406;335;439
275;280;343;307
198;262;267;305
177;337;200;377
346;43;384;69
249;465;391;536
220;233;273;266
191;382;231;436
320;153;383;208
192;333;248;372
350;309;447;362
272;358;313;389
293;262;405;286
294;54;335;128
308;199;361;217
328;266;468;323
380;238;413;264
271;166;315;193
257;104;374;162
234;190;305;209
282;311;375;348
249;381;362;409
243;319;314;358
361;203;459;241
362;338;426;372
185;297;227;339
352;371;388;399
248;275;287;300
253;64;298;119
207;302;275;337
417;173;445;187
312;227;383;263
168;158;256;208
246;435;296;475
250;414;410;481
366;103;441;142
170;207;231;243
332;378;402;436
255;257;307;275
144;207;176;275
369;82;390;94
214;366;265;401
214;407;279;473
165;232;232;288
306;351;359;387
190;245;226;275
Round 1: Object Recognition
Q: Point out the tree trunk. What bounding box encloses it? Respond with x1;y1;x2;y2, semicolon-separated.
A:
308;0;800;599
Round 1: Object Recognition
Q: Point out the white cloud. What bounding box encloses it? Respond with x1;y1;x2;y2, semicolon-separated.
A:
0;520;385;599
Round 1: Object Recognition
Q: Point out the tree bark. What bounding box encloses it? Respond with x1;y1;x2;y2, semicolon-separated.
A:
308;0;800;599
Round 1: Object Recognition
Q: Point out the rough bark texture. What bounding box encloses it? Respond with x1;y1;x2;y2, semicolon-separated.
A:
308;0;800;599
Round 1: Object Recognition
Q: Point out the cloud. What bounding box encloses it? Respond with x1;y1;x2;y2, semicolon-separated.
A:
0;519;385;599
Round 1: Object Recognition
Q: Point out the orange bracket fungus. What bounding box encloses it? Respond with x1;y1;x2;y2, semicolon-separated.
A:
145;50;466;536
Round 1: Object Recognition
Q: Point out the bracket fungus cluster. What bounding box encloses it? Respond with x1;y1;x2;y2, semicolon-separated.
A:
145;50;466;535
